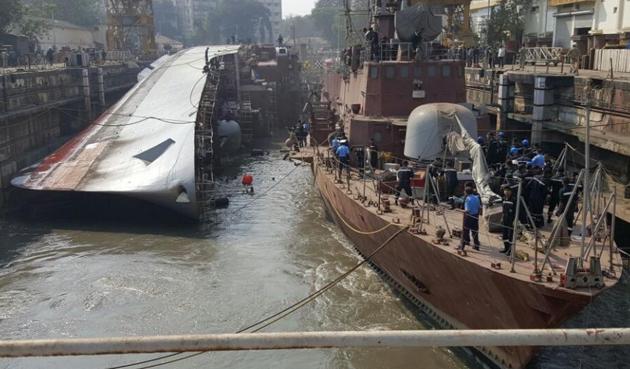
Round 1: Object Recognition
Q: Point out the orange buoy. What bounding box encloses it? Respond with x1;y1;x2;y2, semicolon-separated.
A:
242;174;253;186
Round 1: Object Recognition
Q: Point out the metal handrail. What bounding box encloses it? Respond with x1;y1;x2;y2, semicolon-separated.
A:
1;329;629;357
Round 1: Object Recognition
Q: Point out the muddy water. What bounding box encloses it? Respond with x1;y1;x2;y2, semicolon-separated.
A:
0;148;628;369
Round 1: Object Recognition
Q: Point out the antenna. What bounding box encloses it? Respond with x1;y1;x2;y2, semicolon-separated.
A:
344;0;354;43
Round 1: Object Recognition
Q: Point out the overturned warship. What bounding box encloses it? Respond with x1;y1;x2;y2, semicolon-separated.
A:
12;46;242;219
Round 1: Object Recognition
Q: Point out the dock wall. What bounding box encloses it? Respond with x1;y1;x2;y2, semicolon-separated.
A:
0;64;141;209
464;67;630;224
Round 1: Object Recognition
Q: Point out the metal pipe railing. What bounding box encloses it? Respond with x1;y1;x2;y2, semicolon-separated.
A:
2;329;630;358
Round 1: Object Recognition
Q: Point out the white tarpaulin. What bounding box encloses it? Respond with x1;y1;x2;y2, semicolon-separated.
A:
451;113;501;204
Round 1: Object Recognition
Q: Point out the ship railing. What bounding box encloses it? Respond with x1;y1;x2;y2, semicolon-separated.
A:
359;41;415;64
323;150;617;279
1;328;629;357
522;47;565;66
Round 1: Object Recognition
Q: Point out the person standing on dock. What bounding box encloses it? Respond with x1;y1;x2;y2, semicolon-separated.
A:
46;48;54;65
497;45;506;69
458;186;481;251
394;161;414;205
500;185;516;255
567;44;580;75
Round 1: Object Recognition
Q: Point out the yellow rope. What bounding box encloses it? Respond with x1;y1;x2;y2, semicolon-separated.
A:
331;202;395;235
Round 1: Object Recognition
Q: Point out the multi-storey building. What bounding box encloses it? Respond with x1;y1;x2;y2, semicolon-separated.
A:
260;0;282;42
470;0;629;48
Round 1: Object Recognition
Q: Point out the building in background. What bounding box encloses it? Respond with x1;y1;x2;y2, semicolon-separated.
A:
469;0;499;44
261;0;282;41
523;0;555;46
469;0;629;49
37;19;105;50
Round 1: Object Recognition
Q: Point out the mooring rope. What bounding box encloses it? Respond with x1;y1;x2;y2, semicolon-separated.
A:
105;226;409;369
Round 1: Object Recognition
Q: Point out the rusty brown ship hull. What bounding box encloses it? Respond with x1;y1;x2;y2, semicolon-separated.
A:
313;160;594;369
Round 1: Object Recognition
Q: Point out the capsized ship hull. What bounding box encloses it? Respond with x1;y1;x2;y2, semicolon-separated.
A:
11;46;240;218
312;157;618;369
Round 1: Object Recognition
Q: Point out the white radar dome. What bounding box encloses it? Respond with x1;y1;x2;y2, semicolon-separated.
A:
404;103;478;160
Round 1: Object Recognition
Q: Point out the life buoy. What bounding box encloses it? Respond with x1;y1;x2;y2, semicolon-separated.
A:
242;174;253;186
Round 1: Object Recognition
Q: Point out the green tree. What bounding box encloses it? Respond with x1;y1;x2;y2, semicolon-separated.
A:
195;0;272;44
1;1;53;41
279;15;317;42
49;0;103;27
23;0;102;27
0;0;23;34
311;0;343;47
486;0;531;46
20;2;55;41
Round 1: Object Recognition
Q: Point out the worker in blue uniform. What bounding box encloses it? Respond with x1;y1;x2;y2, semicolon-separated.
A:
458;186;481;251
528;150;546;168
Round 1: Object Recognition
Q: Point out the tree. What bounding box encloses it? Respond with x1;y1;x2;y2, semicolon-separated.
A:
194;0;272;44
25;0;103;27
154;0;181;40
311;0;371;48
0;0;22;34
19;2;55;41
0;1;53;41
279;15;317;43
485;0;531;46
311;0;343;46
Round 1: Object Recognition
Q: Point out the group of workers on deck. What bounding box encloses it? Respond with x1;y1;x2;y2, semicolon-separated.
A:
325;129;582;257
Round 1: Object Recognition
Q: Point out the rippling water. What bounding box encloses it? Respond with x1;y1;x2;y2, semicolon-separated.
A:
0;146;628;369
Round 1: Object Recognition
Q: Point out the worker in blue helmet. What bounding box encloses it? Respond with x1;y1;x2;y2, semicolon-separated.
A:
521;139;529;148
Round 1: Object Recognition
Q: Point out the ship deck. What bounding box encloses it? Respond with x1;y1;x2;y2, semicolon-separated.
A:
296;148;623;295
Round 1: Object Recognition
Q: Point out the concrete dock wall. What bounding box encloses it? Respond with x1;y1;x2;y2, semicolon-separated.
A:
464;66;630;224
0;64;141;209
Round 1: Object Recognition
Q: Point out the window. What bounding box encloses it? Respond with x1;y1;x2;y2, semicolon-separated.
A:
400;66;409;78
427;65;437;77
414;66;422;77
370;66;379;79
385;66;395;79
442;65;450;77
